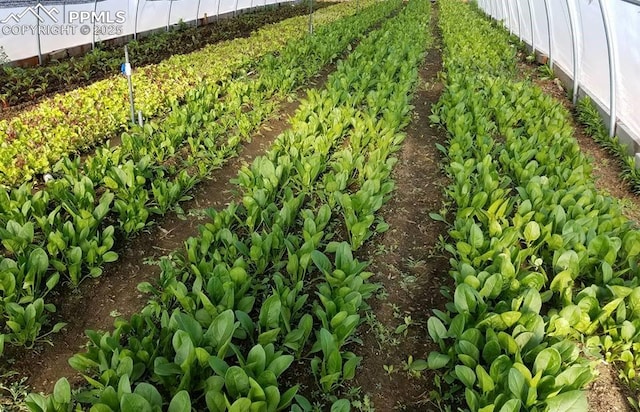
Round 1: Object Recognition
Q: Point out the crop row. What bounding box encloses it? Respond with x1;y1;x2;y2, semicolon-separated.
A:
427;0;640;410
0;1;363;186
25;0;432;410
0;0;400;356
0;3;321;109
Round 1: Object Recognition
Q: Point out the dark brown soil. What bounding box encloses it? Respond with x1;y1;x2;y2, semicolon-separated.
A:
1;97;300;395
587;363;634;412
347;8;453;410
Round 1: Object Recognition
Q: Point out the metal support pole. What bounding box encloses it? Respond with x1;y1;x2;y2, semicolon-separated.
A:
543;0;553;68
235;0;240;17
506;0;512;33
516;0;522;41
566;0;580;104
92;0;98;49
527;0;535;53
597;0;618;137
167;0;174;31
134;0;140;40
124;45;136;124
196;0;202;27
36;1;43;65
217;0;221;22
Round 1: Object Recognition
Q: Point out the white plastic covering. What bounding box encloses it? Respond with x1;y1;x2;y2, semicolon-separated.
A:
478;0;640;148
0;0;284;62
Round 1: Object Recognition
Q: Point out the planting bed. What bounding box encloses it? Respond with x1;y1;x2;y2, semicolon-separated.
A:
0;2;332;114
2;0;640;411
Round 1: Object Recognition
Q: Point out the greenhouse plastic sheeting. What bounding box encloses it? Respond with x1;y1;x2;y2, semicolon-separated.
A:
549;0;572;78
576;0;610;111
0;0;282;62
478;0;640;148
613;1;640;137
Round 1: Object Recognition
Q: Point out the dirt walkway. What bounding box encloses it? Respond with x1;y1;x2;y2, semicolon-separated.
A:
349;6;453;410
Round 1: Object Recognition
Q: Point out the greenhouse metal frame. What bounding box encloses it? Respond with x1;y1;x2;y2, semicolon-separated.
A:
478;0;640;166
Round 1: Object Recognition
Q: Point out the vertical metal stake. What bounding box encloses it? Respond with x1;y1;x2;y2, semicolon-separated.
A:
217;0;221;22
92;0;98;49
36;1;43;65
527;0;535;53
196;0;202;27
566;0;581;104
515;0;522;41
597;0;617;138
543;0;553;69
134;0;140;40
125;45;136;124
167;0;174;31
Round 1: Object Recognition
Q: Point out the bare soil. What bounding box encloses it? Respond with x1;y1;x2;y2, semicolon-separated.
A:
346;7;454;410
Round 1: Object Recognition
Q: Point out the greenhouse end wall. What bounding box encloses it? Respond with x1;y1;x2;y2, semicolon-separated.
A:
0;0;297;67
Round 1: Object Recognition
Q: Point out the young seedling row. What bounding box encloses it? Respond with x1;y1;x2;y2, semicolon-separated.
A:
3;0;639;410
0;0;397;357
427;0;640;410
24;0;432;410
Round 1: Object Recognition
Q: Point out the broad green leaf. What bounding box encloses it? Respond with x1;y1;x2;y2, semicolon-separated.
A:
168;391;191;412
455;364;476;388
120;393;152;412
524;221;540;243
428;352;450;369
498;399;521;412
330;399;351;412
545;390;588;412
53;378;71;404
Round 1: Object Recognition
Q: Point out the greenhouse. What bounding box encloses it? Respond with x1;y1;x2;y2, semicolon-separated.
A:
0;0;639;410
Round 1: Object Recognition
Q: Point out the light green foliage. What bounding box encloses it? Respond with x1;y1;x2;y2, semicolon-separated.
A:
0;0;401;356
23;0;433;410
428;0;640;410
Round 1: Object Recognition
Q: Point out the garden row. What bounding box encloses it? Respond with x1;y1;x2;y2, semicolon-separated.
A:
473;2;640;197
0;2;324;109
427;0;640;410
25;0;432;410
0;1;363;186
0;0;401;356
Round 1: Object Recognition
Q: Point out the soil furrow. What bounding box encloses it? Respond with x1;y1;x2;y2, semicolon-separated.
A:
348;6;453;410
